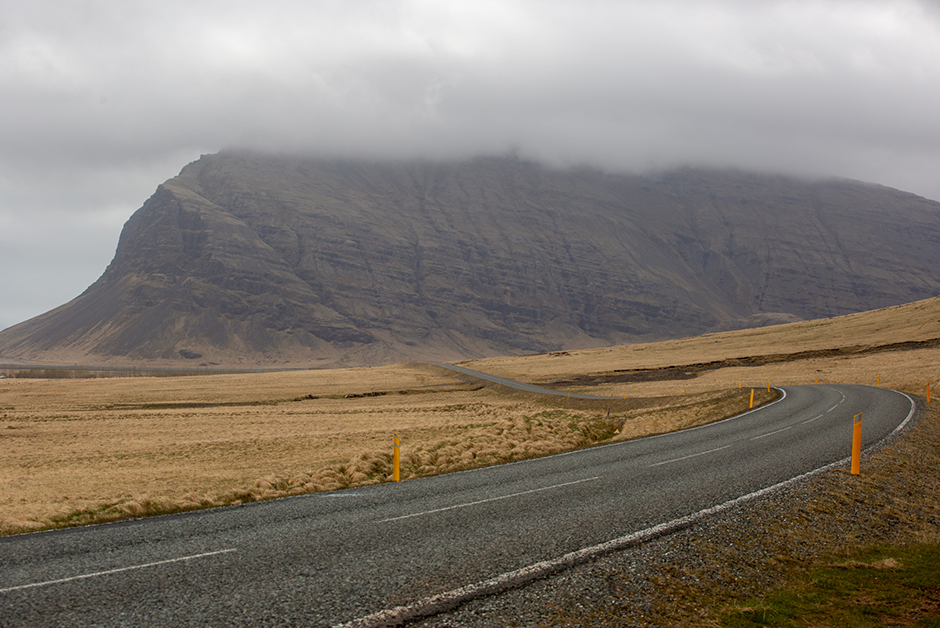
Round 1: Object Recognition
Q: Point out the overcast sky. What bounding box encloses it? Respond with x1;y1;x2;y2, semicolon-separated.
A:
2;0;940;332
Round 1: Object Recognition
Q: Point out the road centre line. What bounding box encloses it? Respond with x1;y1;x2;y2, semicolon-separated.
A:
827;393;846;413
750;425;793;440
804;392;846;424
647;444;732;468
378;477;601;523
0;549;237;594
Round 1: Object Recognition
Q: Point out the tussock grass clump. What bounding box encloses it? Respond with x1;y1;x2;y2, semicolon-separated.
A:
15;495;224;534
615;388;778;442
397;409;624;479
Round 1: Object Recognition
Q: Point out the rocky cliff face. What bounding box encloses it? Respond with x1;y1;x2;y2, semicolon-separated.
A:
2;152;939;367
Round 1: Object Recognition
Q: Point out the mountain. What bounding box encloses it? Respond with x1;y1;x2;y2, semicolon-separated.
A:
2;151;939;367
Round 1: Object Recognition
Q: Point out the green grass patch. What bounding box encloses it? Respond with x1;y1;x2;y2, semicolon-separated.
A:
722;544;940;627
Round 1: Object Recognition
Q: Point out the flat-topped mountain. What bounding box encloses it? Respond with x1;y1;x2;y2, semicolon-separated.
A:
2;152;939;367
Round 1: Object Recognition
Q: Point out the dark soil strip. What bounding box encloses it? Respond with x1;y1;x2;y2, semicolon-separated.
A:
545;337;940;386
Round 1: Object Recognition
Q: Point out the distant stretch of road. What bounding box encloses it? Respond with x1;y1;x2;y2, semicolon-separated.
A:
432;362;622;399
0;370;916;627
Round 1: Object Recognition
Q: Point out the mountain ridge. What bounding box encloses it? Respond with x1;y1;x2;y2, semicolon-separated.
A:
1;152;939;367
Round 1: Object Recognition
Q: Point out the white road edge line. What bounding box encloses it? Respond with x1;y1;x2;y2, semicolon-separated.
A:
333;389;917;628
646;445;732;467
0;549;237;594
378;477;601;523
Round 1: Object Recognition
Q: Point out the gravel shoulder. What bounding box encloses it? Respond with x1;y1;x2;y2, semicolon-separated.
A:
412;394;938;627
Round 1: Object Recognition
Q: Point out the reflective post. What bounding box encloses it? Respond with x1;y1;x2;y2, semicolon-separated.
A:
851;413;862;475
749;389;754;409
393;433;401;482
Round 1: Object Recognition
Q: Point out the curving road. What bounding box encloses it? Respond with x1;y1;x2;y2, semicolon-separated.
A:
0;377;916;627
432;362;623;399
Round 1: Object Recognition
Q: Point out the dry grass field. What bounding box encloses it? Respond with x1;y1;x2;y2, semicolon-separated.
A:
2;296;938;536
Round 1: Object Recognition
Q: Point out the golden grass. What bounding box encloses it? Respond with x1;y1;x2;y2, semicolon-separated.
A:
0;363;472;531
463;295;940;389
2;296;938;535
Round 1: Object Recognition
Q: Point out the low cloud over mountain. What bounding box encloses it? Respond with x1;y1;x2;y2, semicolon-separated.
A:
2;152;938;367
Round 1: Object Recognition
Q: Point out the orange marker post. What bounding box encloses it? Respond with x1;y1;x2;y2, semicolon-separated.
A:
928;383;931;403
766;380;771;392
851;413;862;475
392;433;401;482
749;389;754;409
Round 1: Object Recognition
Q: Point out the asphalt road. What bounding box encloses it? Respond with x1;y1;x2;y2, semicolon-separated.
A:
431;362;622;399
0;381;915;627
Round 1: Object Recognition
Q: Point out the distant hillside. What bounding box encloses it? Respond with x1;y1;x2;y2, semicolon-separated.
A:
466;294;940;382
1;152;939;367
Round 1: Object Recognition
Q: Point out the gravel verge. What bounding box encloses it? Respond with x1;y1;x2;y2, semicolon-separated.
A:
409;395;938;627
